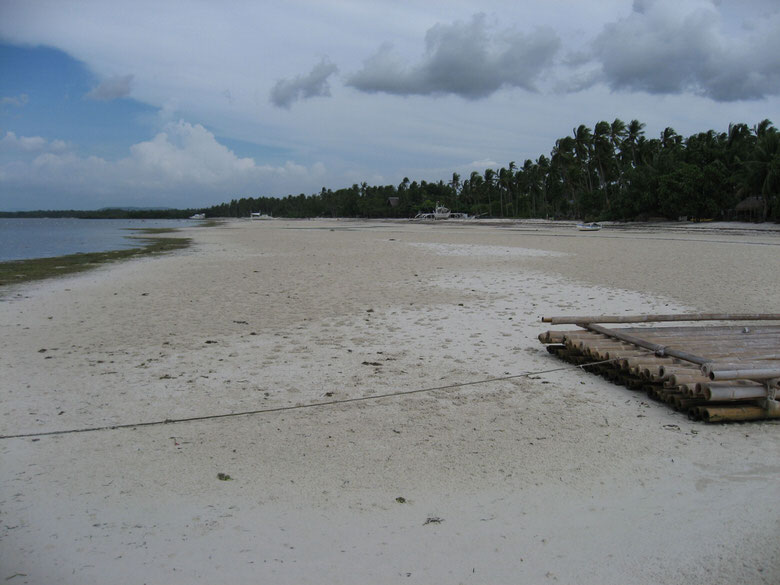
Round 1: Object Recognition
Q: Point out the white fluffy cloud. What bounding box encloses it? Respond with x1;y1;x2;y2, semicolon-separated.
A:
0;131;70;153
0;121;327;209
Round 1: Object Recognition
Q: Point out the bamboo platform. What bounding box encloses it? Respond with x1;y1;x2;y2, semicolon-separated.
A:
538;314;780;423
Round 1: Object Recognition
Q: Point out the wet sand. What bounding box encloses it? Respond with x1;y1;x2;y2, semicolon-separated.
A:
1;219;779;584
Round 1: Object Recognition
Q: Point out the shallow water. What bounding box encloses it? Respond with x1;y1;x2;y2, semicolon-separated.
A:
0;218;198;261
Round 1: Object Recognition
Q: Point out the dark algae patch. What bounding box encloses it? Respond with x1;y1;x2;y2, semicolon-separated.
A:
0;230;191;287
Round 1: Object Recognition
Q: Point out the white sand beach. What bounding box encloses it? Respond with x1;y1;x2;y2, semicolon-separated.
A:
1;219;779;584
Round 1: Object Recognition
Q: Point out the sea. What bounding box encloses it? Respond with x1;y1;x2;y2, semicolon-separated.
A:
0;218;201;262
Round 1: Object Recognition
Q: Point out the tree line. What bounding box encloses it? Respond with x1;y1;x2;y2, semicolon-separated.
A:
208;118;779;222
3;119;776;222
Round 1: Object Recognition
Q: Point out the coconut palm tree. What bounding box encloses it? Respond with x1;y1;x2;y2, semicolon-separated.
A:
743;125;779;221
572;124;594;198
483;168;496;216
593;121;615;209
623;119;646;169
552;136;579;217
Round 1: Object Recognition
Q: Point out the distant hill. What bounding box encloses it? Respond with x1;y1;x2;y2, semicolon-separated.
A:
1;207;199;219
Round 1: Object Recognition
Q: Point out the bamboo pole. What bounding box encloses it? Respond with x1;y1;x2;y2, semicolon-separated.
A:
620;355;678;368
693;402;780;422
576;338;779;365
539;325;780;344
700;359;780;368
659;364;707;377
667;374;711;387
671;396;708;411
542;313;780;325
615;325;780;334
572;337;780;352
558;330;780;344
706;368;780;381
701;383;768;402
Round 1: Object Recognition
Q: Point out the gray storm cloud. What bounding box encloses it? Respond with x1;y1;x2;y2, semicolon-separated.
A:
589;0;780;101
86;74;134;101
346;14;561;99
270;59;339;109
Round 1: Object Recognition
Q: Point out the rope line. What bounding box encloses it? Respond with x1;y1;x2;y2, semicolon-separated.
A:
0;358;615;441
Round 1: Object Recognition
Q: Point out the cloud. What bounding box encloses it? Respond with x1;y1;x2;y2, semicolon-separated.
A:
86;74;134;101
346;14;561;99
0;121;327;208
0;93;29;107
587;0;780;101
0;131;70;153
270;59;339;108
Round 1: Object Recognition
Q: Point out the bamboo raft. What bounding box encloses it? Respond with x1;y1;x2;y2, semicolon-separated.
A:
538;313;780;423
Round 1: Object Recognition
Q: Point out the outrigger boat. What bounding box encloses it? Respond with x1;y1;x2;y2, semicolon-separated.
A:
433;204;451;220
415;203;470;220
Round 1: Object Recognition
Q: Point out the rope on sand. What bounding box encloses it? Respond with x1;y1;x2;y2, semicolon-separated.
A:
0;359;617;441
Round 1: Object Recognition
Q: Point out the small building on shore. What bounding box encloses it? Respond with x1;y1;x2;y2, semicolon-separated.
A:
734;196;764;221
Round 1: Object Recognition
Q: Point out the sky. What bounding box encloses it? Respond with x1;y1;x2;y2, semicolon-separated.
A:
1;0;779;211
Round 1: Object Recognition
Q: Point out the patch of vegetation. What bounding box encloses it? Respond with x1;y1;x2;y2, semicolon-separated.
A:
125;227;180;234
0;235;191;287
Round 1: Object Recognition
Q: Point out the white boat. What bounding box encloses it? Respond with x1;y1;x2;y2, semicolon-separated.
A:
577;222;602;231
433;203;451;220
250;212;272;220
416;202;454;220
189;213;205;219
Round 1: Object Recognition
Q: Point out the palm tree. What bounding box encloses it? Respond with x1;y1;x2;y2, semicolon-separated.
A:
593;121;614;210
610;119;627;151
506;161;517;216
744;125;779;221
660;127;681;150
623;119;646;168
498;163;517;217
449;172;461;203
517;159;532;216
753;119;774;138
572;124;594;197
483;168;496;216
536;155;551;217
552;136;579;217
467;171;483;213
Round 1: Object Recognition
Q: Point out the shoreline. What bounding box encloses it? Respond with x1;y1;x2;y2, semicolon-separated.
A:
2;217;777;288
0;230;191;288
1;219;778;584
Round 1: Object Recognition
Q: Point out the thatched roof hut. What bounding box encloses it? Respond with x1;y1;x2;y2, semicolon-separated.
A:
735;196;764;212
734;196;766;221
